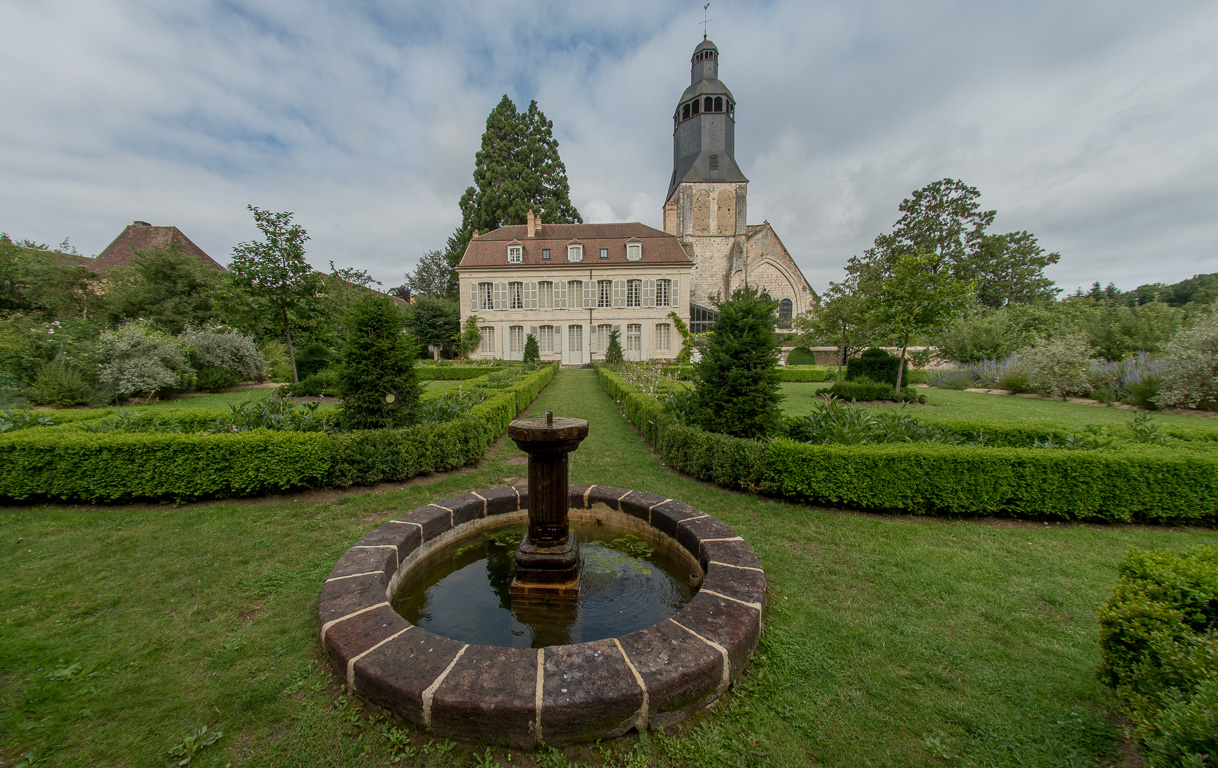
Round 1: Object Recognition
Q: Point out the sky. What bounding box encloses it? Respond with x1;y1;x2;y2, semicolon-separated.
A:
2;1;1215;296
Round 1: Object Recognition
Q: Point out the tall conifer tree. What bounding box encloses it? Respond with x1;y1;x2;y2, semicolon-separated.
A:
444;96;581;279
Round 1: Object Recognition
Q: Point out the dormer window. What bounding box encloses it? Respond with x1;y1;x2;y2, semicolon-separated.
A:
567;243;583;262
542;248;551;260
507;245;522;264
626;243;642;261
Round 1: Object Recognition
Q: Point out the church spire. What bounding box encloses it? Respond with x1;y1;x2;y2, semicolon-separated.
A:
667;37;746;202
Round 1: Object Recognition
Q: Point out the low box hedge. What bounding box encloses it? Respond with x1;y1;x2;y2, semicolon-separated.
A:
0;363;557;503
414;364;507;381
1097;545;1218;765
595;365;1218;524
659;364;829;382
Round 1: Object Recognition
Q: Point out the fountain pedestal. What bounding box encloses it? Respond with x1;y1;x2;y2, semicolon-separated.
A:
507;411;588;601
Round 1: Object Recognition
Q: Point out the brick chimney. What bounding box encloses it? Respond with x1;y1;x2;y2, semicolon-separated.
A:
526;208;536;238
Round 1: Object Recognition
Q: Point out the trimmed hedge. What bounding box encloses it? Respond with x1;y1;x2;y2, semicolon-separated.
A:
786;346;817;366
0;363;557;502
415;364;507;381
594;365;1218;523
825;381;923;402
659;364;828;382
847;348;907;387
1097;546;1218;766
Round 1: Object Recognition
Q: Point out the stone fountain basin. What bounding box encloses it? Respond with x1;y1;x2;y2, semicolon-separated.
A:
318;483;766;748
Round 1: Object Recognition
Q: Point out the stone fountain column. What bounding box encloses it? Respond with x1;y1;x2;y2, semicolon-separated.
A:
507;411;588;601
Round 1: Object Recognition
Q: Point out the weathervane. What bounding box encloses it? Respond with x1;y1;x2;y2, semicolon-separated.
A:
701;3;713;40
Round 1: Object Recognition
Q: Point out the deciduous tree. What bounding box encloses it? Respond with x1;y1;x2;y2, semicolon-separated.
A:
227;206;321;383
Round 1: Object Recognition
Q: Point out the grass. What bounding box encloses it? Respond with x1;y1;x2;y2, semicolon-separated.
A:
779;381;1218;435
1;369;1215;766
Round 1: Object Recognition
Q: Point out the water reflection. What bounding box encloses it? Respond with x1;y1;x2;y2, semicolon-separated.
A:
391;522;693;648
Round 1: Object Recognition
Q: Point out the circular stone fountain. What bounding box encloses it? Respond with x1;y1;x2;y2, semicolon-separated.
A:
318;413;766;747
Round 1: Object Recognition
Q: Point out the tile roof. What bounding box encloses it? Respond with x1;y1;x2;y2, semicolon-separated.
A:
456;222;691;270
92;222;224;274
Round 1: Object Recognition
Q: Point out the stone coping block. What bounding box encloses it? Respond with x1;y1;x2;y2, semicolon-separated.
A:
318;485;765;748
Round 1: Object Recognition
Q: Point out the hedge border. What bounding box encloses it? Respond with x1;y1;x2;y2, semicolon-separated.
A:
595;365;1218;524
0;363;557;503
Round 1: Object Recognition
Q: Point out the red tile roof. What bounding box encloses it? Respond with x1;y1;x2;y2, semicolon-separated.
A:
456;222;691;270
92;221;224;274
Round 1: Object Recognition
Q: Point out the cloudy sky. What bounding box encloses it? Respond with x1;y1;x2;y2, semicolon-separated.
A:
2;1;1215;295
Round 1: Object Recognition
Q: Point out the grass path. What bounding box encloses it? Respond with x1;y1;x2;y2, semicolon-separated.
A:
1;368;1215;767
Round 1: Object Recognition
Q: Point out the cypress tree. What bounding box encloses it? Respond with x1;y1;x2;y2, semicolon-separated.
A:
444;96;582;277
338;294;421;430
693;286;783;439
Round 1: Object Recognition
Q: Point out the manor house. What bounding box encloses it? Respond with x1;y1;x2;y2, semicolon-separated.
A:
457;37;816;361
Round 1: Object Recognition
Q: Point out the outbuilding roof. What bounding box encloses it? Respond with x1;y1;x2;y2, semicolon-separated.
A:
92;221;224;274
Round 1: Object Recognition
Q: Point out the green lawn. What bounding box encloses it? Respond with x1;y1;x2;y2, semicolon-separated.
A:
779;381;1218;435
2;369;1214;766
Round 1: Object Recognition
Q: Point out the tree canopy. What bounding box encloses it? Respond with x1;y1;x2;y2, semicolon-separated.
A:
443;96;582;281
869;179;1060;308
226;206;321;383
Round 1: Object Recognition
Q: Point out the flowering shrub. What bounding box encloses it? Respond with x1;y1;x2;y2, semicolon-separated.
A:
1087;351;1162;408
180;326;266;381
96;321;192;398
1020;334;1096;400
1154;309;1218;410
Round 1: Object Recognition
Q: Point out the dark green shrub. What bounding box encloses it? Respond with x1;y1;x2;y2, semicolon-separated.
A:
29;358;87;406
338;294;422;430
1097;545;1218;767
195;365;240;392
693;286;782;439
282;370;341;397
523;333;540;364
295;341;337;380
846;348;906;387
787;346;816;365
776;367;826;382
605;328;624;365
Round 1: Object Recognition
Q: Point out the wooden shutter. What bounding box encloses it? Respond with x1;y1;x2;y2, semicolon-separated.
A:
555;280;567;309
493;282;507;310
670;278;680;308
643;279;656;307
469;282;478;311
525;282;538;310
612;280;626;308
583;281;594;309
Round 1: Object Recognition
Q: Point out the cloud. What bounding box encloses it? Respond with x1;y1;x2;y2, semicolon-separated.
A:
1;0;1215;294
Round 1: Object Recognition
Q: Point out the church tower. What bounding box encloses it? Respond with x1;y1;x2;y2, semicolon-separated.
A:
663;38;750;316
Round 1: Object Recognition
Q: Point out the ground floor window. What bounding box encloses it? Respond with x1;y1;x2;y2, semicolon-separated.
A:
690;304;718;335
539;325;554;353
480;326;495;356
655;323;671;352
568;325;583;352
596;324;611;353
509;325;524;354
626;323;641;353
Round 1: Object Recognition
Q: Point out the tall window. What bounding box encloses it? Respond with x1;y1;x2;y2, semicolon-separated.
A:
626;324;641;353
507;245;522;264
626;243;641;261
539;325;554;353
598;280;611;308
656;279;670;307
538;281;553;309
509;282;523;309
656;323;671;352
509;326;524;355
479;282;493;310
778;298;793;329
480;326;495;356
626;279;641;307
567;244;583;262
568;325;583;352
596;324;611;353
568;281;582;311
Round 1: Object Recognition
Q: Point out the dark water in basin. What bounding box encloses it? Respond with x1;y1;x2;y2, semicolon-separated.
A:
391;521;694;648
